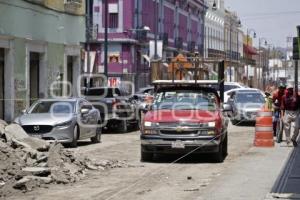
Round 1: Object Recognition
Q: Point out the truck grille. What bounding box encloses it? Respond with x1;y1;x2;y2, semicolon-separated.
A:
22;125;53;134
159;122;202;128
160;130;198;135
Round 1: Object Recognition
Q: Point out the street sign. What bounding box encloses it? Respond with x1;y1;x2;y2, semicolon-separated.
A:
293;37;300;60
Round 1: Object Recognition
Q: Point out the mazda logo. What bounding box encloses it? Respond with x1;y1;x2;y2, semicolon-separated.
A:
33;125;40;131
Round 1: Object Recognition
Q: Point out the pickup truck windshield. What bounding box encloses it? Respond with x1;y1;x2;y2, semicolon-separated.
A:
153;91;218;111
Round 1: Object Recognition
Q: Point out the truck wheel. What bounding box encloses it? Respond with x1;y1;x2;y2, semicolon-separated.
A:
91;123;102;143
69;125;79;148
213;141;224;163
119;120;128;133
222;134;228;157
141;150;153;162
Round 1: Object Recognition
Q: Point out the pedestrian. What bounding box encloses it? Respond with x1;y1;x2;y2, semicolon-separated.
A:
272;83;286;136
281;84;300;147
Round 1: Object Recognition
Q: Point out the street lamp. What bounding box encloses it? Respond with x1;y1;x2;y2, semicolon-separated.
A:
259;37;268;89
246;28;256;86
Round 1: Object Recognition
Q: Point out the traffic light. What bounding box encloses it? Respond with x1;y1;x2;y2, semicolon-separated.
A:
293;37;300;60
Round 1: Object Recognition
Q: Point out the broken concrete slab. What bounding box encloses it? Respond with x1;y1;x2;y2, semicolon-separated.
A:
0;119;7;127
47;143;64;168
22;167;51;176
13;176;52;190
4;124;28;142
19;137;49;151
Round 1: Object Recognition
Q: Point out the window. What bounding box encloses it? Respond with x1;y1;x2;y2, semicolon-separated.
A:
108;3;119;28
109;13;118;28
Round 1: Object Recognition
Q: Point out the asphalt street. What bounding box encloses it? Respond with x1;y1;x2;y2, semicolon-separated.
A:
7;123;292;200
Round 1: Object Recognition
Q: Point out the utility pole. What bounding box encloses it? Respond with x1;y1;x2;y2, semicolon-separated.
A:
86;0;91;87
104;0;108;78
154;0;158;59
229;18;232;82
294;26;300;94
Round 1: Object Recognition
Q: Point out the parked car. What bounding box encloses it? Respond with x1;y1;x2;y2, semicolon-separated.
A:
14;98;102;147
140;81;231;162
226;88;265;124
84;87;138;133
223;83;248;102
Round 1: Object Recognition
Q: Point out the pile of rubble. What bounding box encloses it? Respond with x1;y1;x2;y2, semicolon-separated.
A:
0;120;127;198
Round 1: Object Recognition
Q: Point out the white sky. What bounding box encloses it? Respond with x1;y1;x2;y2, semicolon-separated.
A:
225;0;300;48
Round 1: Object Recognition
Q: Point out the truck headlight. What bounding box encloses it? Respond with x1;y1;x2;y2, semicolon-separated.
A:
208;122;215;128
144;121;153;127
143;130;158;135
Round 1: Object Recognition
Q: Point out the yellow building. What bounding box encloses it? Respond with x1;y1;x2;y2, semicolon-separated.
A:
28;0;85;15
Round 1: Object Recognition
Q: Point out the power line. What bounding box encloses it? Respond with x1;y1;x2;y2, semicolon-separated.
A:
241;11;300;21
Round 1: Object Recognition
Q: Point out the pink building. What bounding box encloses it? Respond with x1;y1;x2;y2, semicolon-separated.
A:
88;0;207;89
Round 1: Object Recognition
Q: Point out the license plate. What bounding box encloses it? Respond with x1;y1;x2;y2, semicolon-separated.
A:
171;140;185;149
30;134;42;139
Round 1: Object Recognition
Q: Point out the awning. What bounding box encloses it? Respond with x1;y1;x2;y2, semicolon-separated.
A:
244;44;258;55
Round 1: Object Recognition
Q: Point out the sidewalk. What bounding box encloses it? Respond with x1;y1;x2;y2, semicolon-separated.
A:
199;142;292;200
267;139;300;200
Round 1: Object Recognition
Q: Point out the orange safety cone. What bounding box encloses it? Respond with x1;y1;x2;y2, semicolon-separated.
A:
254;108;274;147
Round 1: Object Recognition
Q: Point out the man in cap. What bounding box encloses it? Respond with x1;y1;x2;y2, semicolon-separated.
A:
281;84;300;147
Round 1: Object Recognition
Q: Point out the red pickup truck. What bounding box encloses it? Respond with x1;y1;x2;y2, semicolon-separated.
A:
140;81;230;162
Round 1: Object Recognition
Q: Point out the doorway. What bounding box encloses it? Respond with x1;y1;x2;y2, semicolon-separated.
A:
67;56;74;96
0;48;4;119
29;52;40;105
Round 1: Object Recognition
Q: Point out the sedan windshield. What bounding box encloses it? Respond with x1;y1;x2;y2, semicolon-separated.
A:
29;101;75;114
153;91;218;111
236;93;265;103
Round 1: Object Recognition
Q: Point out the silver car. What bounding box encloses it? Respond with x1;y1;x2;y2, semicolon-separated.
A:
226;89;265;124
14;98;102;147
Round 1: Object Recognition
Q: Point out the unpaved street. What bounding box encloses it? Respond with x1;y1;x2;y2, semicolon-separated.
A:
6;124;287;200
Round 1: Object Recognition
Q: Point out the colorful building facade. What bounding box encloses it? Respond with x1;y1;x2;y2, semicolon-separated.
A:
89;0;207;89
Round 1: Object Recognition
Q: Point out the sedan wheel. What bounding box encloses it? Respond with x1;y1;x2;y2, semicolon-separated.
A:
91;125;102;143
69;125;79;148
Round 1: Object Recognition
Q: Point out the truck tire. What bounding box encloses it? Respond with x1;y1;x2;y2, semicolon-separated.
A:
213;140;224;163
119;120;128;133
141;150;153;162
222;134;228;157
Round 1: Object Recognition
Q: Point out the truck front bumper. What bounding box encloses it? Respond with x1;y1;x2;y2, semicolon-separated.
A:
141;138;221;154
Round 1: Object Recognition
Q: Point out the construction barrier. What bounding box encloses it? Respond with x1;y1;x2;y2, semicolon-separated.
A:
254;108;275;147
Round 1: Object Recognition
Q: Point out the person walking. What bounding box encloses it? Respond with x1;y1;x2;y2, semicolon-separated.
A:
272;84;286;136
281;84;300;147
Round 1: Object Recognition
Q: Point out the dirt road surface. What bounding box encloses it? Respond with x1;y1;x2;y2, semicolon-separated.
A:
6;124;285;200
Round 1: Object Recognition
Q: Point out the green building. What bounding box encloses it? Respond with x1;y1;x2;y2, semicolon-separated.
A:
0;0;86;121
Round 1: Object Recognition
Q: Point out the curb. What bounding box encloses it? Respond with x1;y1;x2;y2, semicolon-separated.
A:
265;193;300;199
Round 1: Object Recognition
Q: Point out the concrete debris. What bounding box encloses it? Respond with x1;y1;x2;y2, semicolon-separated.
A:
184;188;200;192
0;121;129;198
0;119;7;126
4;124;28;142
